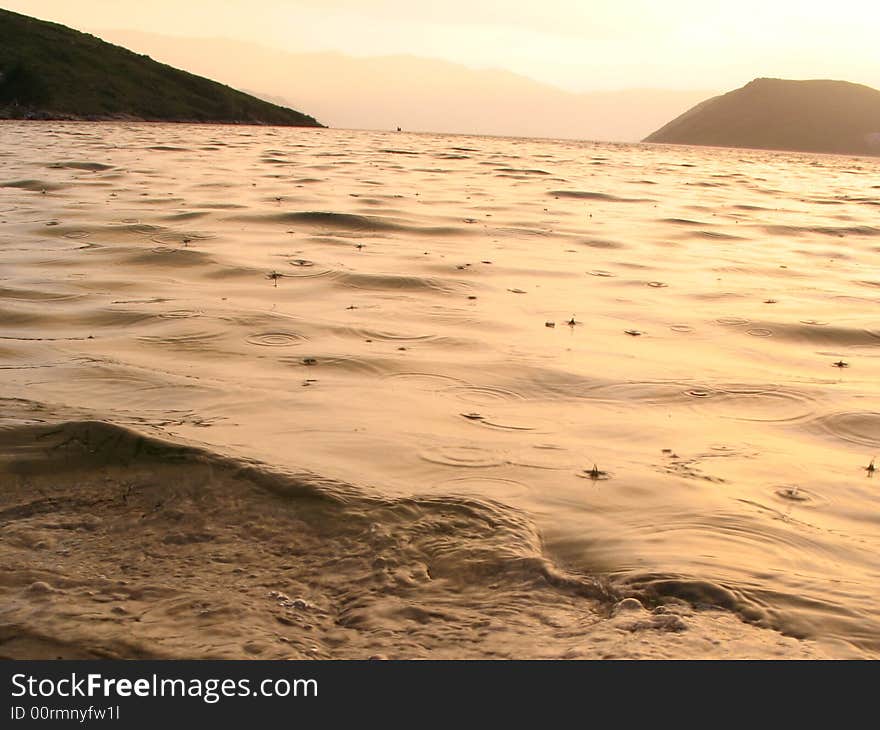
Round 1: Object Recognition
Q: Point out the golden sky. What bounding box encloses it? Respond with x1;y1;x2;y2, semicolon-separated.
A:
5;0;880;91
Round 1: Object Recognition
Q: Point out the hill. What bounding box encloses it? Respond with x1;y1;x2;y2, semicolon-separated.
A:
95;29;713;142
0;9;322;126
643;78;880;156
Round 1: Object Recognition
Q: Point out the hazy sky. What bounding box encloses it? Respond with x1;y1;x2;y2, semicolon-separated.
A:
6;0;880;91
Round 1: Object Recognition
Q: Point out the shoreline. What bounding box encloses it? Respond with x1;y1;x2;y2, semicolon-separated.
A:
0;111;326;128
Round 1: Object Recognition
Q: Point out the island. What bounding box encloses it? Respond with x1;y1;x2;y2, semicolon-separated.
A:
0;8;323;127
643;78;880;157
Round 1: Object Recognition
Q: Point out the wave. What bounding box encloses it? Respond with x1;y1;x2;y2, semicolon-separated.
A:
237;211;465;236
0;415;621;657
0;413;825;659
549;190;655;203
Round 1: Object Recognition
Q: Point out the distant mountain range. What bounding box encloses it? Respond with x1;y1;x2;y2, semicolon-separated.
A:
95;29;713;142
0;9;322;126
644;78;880;156
9;10;875;156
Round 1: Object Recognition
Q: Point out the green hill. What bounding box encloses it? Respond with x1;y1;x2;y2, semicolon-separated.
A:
0;8;323;126
643;78;880;157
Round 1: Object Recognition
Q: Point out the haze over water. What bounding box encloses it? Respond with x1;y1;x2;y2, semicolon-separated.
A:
1;121;878;659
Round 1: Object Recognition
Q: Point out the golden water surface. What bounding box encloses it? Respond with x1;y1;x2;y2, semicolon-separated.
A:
1;122;878;659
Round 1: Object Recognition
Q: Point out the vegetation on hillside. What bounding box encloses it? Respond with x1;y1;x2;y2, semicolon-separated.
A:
0;8;323;126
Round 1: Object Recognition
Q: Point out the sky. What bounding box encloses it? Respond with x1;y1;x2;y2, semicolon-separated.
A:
5;0;880;92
